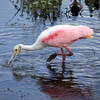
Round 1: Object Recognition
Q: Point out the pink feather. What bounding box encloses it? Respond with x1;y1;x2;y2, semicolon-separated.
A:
41;25;93;47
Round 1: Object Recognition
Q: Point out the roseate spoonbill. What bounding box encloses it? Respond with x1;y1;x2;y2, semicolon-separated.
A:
8;25;94;64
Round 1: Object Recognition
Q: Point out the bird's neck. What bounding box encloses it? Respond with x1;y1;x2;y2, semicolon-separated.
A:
20;42;45;51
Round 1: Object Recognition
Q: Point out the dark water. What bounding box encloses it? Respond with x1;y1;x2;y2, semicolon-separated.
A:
0;0;100;100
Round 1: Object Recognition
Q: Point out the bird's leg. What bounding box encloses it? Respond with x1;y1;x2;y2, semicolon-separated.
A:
57;47;73;57
64;47;74;56
61;48;66;63
47;52;57;62
46;48;65;62
47;47;73;62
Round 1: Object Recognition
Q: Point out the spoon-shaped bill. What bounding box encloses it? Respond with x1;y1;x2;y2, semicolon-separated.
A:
8;52;17;65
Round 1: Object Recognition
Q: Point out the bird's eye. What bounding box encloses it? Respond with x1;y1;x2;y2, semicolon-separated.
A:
15;49;18;51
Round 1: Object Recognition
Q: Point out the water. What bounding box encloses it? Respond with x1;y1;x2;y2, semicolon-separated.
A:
0;0;100;100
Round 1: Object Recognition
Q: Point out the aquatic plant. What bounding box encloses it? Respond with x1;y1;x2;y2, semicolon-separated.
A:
85;0;100;17
9;0;62;23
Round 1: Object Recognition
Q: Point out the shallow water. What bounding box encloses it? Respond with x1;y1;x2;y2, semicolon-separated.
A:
0;0;100;100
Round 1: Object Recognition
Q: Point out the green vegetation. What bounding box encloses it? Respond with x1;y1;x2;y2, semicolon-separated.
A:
10;0;62;23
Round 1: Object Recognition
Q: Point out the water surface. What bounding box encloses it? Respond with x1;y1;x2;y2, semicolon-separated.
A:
0;0;100;100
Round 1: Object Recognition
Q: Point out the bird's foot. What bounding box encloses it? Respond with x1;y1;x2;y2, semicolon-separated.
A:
47;52;57;62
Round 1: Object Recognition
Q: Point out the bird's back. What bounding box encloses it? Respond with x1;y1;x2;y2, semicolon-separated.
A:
38;25;93;47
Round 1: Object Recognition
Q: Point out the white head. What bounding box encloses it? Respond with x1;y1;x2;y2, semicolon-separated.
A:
8;44;24;64
8;41;46;64
8;42;45;64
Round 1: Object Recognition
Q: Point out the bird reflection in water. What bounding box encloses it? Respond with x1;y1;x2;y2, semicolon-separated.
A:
37;63;93;100
12;62;93;100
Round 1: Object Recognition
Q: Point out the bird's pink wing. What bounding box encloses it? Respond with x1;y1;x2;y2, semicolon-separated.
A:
42;29;78;47
42;26;93;47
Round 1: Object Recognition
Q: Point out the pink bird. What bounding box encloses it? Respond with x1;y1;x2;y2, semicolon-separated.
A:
8;25;94;64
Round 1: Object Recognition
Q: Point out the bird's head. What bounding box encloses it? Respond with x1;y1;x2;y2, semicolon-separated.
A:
8;44;23;64
13;45;22;55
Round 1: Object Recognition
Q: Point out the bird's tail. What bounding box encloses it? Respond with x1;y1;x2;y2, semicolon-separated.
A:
78;25;94;38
